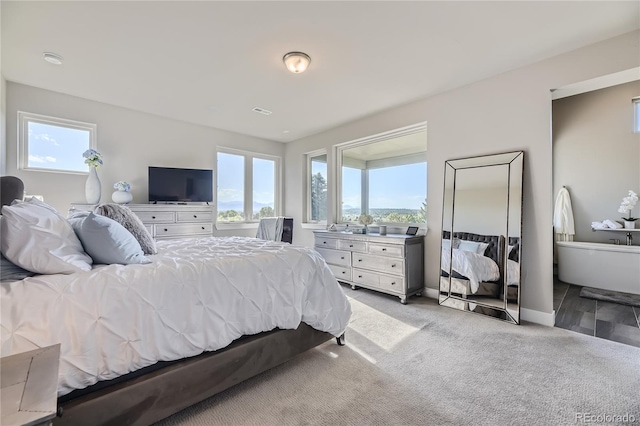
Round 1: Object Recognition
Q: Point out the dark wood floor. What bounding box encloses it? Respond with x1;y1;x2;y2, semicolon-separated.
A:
554;277;640;348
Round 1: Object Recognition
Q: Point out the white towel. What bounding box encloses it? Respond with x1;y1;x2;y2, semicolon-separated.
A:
256;217;284;241
553;188;575;236
603;219;623;229
591;221;607;230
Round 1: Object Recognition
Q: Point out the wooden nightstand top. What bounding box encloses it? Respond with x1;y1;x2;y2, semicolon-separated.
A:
1;344;60;426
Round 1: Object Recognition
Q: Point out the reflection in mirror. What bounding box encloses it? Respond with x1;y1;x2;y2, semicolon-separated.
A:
439;151;524;324
339;129;427;225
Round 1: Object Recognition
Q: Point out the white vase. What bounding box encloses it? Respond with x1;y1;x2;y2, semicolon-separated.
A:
112;190;133;204
624;220;636;229
85;168;101;204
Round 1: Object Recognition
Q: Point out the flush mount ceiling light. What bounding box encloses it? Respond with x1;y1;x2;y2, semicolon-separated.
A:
283;52;311;74
43;52;63;65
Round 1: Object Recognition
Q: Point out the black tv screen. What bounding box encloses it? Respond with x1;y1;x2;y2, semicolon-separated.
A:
148;167;213;202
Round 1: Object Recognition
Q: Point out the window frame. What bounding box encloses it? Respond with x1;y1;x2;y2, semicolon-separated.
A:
18;111;97;174
633;98;640;133
215;147;281;226
305;149;328;224
335;122;427;228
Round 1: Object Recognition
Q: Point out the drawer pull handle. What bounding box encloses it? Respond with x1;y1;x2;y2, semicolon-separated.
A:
391;264;396;267
382;248;387;251
164;228;168;232
358;275;362;278
194;215;198;218
323;241;327;244
340;256;345;260
152;216;156;219
349;244;353;248
342;271;346;274
201;226;205;230
358;259;362;262
391;282;396;285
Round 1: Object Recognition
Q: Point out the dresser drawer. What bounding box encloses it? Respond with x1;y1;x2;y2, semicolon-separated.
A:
338;240;367;253
315;237;339;250
352;269;379;288
135;211;175;223
177;211;213;223
315;248;351;267
156;223;213;237
328;264;351;281
145;225;154;236
378;274;404;294
368;243;404;258
352;253;404;275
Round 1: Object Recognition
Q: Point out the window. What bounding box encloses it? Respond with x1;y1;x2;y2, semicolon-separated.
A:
337;124;427;225
634;98;640;133
18;111;97;174
216;148;280;223
307;151;328;222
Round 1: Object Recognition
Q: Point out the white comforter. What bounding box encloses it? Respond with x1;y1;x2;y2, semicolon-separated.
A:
1;237;352;396
441;247;500;293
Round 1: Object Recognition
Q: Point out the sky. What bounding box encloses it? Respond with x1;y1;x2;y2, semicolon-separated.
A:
28;122;90;172
217;152;275;211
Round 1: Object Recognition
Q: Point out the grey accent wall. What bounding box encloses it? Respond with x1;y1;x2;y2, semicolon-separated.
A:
553;81;640;244
284;30;640;317
5;82;285;237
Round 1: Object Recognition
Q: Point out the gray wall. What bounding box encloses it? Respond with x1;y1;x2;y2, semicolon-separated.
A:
5;82;285;237
284;30;640;318
553;81;640;244
1;77;6;175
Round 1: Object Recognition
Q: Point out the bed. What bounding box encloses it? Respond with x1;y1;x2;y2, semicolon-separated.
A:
440;231;505;298
0;179;351;425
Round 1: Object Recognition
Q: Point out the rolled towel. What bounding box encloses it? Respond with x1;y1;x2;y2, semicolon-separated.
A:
591;221;607;230
603;219;623;229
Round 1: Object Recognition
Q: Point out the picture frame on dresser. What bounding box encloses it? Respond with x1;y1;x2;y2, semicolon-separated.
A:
313;230;424;304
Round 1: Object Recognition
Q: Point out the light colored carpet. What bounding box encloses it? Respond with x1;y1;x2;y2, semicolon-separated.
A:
156;286;640;426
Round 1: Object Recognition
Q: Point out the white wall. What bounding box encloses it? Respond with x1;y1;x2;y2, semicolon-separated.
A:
5;82;285;237
553;81;640;244
1;77;6;175
284;30;640;316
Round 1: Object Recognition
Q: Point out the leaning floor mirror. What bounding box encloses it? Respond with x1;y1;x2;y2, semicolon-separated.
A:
439;151;524;324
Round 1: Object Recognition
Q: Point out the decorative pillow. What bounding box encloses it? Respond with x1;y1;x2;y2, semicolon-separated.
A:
69;213;151;265
94;203;157;254
441;238;460;251
1;254;36;282
458;240;490;255
1;198;92;274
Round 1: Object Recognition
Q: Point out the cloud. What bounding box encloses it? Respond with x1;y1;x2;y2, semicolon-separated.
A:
33;133;60;146
217;188;242;201
29;155;57;164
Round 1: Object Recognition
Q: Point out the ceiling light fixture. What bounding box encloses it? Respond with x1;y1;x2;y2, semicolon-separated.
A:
43;52;63;65
283;52;311;74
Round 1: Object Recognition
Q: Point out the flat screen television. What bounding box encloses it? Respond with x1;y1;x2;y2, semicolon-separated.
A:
148;167;213;203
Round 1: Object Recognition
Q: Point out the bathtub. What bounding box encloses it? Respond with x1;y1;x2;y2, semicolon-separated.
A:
557;241;640;295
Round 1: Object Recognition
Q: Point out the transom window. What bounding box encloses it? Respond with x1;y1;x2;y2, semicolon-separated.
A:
18;111;97;174
216;148;281;223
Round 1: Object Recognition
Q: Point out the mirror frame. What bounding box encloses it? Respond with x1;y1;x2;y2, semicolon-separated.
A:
438;151;524;324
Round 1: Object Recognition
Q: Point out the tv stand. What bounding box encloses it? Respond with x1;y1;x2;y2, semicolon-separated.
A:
70;204;214;240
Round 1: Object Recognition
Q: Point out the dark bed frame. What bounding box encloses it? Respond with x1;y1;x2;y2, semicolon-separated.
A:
442;230;505;286
56;325;344;425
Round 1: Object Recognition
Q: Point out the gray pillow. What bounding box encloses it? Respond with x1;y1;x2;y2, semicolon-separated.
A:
94;203;157;255
1;254;36;282
69;213;151;265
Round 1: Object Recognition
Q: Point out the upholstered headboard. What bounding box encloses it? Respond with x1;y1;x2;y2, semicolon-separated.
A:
281;218;294;244
442;230;505;284
508;237;520;262
1;176;25;210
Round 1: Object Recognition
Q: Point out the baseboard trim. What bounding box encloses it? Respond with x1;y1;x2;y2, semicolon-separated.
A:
423;287;556;327
424;287;439;299
521;308;556;327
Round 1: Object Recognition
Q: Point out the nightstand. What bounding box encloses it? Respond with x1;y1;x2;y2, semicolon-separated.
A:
1;344;60;426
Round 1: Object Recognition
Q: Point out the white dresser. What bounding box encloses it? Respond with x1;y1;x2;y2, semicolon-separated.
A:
70;204;214;240
313;230;424;304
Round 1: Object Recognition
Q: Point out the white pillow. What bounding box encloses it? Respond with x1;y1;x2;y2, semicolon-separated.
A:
458;240;490;255
441;238;460;251
69;212;151;265
1;198;92;274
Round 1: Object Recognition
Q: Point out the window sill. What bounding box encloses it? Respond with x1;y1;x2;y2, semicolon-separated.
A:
215;222;259;231
301;223;327;230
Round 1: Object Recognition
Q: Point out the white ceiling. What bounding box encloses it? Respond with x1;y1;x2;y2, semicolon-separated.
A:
2;1;638;143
